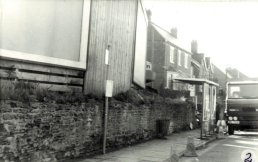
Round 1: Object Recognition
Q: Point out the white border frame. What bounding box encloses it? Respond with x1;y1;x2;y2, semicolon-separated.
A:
0;0;91;70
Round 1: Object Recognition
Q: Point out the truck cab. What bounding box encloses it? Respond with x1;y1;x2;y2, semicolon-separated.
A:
226;81;258;135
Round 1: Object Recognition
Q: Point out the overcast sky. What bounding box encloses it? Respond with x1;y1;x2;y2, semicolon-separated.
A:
143;0;258;78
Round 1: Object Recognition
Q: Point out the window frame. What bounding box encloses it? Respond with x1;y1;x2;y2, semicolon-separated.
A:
228;84;258;99
169;46;174;63
0;0;91;70
165;71;173;89
184;53;188;68
177;50;181;66
146;61;152;71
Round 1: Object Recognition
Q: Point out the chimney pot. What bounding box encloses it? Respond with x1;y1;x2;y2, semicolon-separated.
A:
146;9;152;21
191;40;198;54
170;28;177;38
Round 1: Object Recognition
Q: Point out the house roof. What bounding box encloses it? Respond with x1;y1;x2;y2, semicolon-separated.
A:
191;59;201;68
205;57;214;73
205;57;211;68
150;22;191;54
192;53;208;70
192;53;204;63
213;64;226;75
226;68;249;79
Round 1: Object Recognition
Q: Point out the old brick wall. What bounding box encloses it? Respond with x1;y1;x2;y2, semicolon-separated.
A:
0;98;195;162
0;100;104;162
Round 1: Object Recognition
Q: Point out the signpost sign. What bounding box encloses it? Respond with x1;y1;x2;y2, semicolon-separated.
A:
105;80;113;97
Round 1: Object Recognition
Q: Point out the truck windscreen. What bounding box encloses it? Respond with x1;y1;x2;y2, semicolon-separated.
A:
228;84;258;99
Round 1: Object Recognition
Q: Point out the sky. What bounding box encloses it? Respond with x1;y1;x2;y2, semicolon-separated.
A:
143;0;258;78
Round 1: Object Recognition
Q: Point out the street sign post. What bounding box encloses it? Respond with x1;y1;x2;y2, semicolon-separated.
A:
103;45;111;154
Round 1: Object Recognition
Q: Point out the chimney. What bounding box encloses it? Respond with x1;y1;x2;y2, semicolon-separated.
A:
191;40;198;54
170;28;177;38
146;9;152;21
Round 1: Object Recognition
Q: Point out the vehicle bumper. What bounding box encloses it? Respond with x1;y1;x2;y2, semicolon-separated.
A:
228;120;258;126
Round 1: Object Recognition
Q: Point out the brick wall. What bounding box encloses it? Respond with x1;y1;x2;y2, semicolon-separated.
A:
0;100;104;162
0;95;195;162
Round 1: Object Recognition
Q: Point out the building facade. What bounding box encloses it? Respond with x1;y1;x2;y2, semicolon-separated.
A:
146;20;192;92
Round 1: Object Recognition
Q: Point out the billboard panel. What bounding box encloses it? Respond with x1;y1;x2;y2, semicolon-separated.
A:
133;1;148;88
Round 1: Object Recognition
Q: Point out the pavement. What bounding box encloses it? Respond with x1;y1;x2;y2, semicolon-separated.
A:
73;129;217;162
181;130;258;162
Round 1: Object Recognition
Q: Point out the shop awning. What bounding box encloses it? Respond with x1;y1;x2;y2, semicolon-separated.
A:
174;77;219;86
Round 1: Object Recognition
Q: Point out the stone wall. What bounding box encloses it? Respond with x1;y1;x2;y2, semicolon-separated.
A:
0;97;195;162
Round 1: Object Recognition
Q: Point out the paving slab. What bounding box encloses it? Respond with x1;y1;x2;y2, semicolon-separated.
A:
68;129;217;162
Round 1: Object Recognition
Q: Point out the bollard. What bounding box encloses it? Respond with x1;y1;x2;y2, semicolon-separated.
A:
217;126;224;138
221;120;226;126
216;120;226;139
183;136;198;157
221;120;227;132
216;120;221;127
170;145;179;162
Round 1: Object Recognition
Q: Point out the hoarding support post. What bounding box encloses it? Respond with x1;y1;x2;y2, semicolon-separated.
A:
103;96;108;154
103;45;111;154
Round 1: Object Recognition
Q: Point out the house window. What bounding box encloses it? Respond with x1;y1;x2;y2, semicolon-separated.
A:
0;0;91;69
146;61;152;70
169;46;174;63
165;71;173;89
166;71;178;89
184;53;188;68
190;67;194;78
177;50;181;66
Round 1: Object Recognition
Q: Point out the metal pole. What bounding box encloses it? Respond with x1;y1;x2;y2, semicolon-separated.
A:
201;83;205;139
103;96;108;154
195;96;198;111
103;45;110;154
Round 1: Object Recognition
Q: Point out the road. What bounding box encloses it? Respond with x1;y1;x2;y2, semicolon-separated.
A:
180;131;258;162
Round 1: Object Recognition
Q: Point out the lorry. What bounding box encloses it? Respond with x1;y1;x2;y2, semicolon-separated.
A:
226;81;258;135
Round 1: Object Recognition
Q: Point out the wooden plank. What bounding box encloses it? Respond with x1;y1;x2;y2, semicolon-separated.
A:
0;69;16;78
0;69;83;85
0;79;82;93
85;0;137;96
0;59;84;78
85;0;107;95
19;72;83;85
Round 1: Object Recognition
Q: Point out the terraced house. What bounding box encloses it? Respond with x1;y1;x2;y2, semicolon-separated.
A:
145;11;192;92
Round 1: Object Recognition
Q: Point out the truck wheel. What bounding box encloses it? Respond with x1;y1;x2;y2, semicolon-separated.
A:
228;126;234;135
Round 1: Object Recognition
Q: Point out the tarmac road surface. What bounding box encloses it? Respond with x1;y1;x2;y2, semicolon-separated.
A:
180;130;258;162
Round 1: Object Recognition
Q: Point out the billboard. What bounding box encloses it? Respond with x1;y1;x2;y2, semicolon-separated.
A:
133;1;148;88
